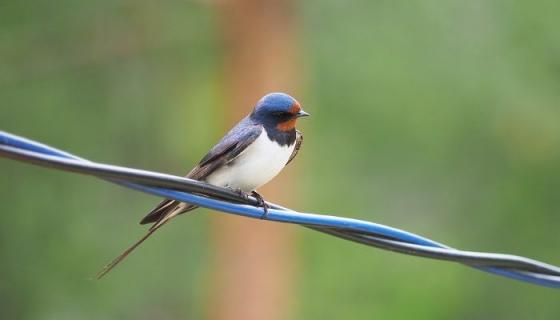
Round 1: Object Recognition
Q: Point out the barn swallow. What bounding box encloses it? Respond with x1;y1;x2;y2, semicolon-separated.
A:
97;92;309;278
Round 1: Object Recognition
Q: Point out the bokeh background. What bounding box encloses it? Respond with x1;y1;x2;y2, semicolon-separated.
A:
1;1;560;319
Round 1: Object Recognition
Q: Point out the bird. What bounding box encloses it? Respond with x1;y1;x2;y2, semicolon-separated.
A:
96;92;309;278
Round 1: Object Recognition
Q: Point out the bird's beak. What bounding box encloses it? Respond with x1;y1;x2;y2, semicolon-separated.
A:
296;110;310;118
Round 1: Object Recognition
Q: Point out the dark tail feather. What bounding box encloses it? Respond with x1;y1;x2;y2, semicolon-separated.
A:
139;199;179;225
140;200;198;226
148;203;197;231
97;202;199;279
96;220;168;279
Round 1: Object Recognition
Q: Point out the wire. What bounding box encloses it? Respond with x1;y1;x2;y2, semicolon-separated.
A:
1;130;560;288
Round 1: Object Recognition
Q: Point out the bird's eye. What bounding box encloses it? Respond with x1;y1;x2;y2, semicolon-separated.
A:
272;111;292;117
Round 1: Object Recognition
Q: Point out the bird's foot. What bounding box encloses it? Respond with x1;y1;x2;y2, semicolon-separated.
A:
251;191;269;219
228;187;250;202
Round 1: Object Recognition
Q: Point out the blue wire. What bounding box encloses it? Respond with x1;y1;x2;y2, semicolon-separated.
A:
1;130;560;288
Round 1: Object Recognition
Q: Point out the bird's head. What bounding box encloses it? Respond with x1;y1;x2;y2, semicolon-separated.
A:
250;92;310;131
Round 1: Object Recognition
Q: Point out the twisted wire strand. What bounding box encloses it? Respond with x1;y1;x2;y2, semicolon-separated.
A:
1;130;559;288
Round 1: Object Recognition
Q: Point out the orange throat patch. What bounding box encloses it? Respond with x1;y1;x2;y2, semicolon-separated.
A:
276;118;297;131
276;102;301;131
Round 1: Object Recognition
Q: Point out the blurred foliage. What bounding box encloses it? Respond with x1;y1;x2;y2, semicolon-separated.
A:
1;0;560;319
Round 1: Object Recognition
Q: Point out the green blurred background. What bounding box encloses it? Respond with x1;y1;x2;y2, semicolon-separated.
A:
1;0;560;319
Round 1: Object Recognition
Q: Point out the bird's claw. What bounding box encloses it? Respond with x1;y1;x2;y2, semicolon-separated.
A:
230;187;249;202
251;191;269;219
228;187;269;218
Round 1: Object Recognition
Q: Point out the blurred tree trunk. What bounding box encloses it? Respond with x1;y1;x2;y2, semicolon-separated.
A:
209;1;300;320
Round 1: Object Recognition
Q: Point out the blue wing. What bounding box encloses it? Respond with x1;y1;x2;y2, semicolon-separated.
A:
286;130;303;166
187;117;262;180
140;118;262;224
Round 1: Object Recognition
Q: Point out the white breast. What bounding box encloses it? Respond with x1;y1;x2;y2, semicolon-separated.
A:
205;130;295;192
